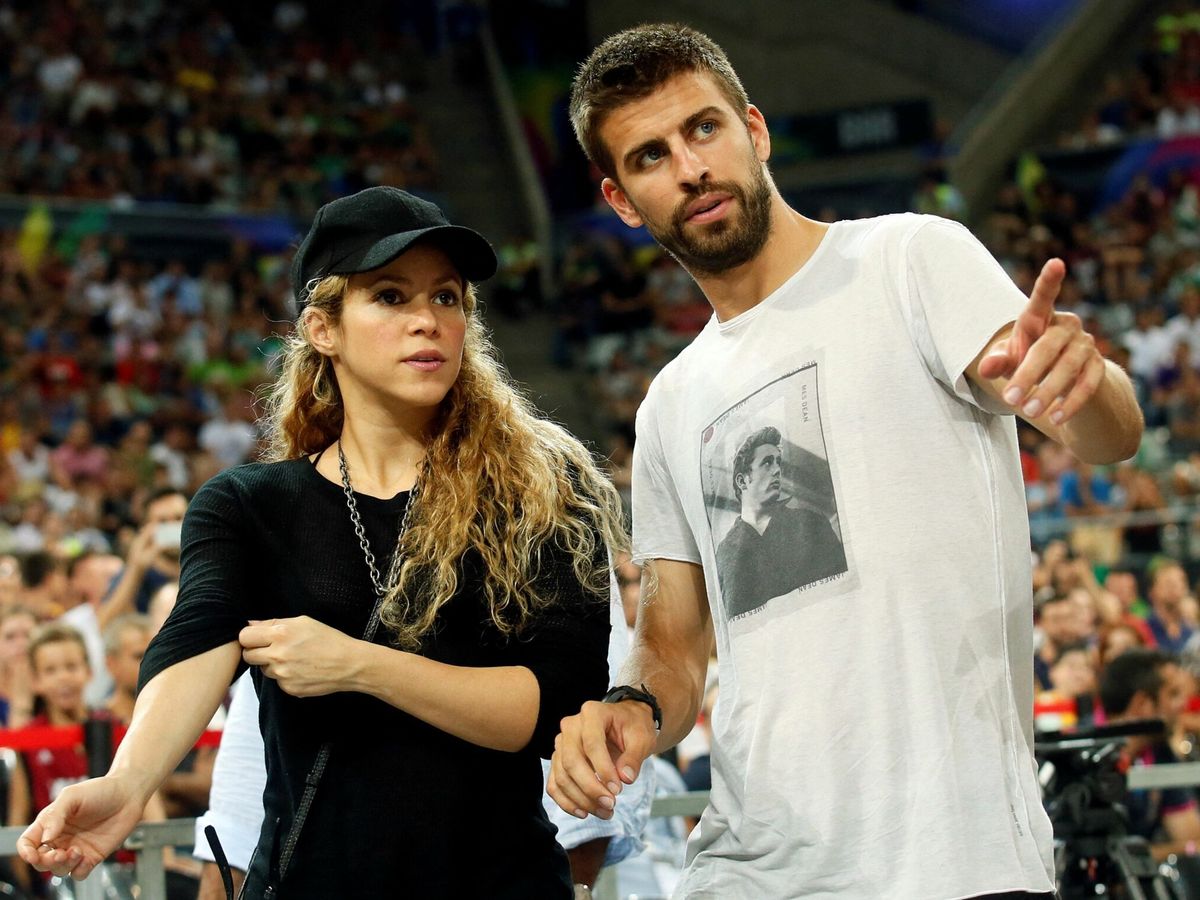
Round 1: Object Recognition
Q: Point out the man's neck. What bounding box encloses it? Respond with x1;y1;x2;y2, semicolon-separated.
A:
740;506;772;536
690;201;830;322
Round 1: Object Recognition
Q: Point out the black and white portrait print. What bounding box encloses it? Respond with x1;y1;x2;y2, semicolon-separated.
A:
701;363;848;620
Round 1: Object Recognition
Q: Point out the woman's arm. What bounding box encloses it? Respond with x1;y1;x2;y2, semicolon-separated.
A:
240;617;539;752
16;643;240;880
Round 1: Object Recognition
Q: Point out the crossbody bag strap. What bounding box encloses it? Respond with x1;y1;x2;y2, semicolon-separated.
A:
271;591;388;885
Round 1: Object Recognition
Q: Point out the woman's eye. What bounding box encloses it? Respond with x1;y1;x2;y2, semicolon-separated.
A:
434;290;461;306
375;289;403;305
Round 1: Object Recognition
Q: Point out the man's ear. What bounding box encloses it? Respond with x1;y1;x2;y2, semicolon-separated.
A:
602;178;644;229
747;105;771;163
304;308;337;358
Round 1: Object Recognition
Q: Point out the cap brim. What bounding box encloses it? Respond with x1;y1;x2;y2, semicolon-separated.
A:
332;225;497;284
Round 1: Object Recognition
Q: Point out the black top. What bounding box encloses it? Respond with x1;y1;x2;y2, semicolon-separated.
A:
140;458;610;899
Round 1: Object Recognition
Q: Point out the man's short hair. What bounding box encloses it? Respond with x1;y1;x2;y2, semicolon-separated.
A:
19;551;63;589
104;613;153;656
570;23;750;179
731;426;781;502
1099;646;1175;717
144;486;189;509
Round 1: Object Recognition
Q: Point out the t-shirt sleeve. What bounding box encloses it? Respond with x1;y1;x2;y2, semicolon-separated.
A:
138;471;256;692
630;388;702;566
899;216;1027;414
508;533;612;759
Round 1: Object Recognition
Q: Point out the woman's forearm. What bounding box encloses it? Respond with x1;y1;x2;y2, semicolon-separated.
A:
111;643;241;803
348;646;539;752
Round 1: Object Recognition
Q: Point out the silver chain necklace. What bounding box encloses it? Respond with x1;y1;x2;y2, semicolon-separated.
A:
337;441;421;606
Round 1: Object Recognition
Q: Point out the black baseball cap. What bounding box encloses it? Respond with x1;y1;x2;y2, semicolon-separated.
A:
290;186;498;313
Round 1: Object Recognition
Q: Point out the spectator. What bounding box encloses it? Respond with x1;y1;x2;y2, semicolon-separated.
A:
102;615;152;726
1099;647;1200;859
103;487;187;617
1147;559;1197;652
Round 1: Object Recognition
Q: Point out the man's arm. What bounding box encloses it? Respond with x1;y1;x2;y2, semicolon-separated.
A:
98;523;160;630
548;559;712;820
969;259;1143;464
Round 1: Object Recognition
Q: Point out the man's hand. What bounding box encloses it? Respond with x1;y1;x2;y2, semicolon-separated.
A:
548;699;657;821
976;258;1104;427
126;522;163;574
239;617;358;697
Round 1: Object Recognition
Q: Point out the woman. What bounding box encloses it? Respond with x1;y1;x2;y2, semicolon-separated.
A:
18;187;626;898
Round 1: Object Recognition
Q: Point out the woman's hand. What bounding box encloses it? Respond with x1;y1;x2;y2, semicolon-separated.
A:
239;616;360;697
17;774;147;879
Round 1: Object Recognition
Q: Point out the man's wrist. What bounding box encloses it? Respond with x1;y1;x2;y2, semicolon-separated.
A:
602;683;662;732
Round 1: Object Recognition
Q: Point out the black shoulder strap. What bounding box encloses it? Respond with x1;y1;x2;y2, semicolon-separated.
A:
272;590;388;885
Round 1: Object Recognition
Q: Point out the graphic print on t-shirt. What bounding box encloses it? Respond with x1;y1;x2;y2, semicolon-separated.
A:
701;362;848;620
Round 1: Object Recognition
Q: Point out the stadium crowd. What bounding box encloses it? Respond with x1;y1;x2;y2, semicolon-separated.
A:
0;0;440;215
6;0;1200;891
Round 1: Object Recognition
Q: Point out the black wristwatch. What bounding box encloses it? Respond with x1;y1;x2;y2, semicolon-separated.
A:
603;683;662;732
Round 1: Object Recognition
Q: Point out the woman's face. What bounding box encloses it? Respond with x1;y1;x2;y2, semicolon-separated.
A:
321;244;468;419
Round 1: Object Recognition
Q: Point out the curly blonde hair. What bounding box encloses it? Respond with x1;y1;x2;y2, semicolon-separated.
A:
261;273;628;649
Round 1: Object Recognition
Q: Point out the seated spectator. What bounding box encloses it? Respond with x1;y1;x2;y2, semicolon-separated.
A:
103;487;187;616
0;606;36;728
1098;622;1148;667
1036;592;1094;691
1100;647;1200;860
102;615;152;726
1147;559;1197;653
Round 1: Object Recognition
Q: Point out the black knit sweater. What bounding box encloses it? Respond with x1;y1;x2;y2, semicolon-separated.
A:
140;458;610;898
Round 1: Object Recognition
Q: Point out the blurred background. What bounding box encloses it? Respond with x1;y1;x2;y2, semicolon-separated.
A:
3;0;1200;896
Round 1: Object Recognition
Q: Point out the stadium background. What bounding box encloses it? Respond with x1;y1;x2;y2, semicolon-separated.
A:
0;0;1198;895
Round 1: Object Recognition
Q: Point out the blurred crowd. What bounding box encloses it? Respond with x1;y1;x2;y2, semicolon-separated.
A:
1068;3;1200;146
0;0;441;216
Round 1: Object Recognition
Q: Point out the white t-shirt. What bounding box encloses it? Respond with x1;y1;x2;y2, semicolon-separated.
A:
632;214;1055;899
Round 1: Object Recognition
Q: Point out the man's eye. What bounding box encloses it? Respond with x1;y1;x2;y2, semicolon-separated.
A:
696;121;716;137
640;148;664;167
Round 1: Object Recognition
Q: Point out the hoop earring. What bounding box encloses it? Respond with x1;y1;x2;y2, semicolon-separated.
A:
312;356;336;405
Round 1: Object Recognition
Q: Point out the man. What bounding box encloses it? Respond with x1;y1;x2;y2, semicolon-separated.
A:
102;614;152;725
1100;647;1200;859
63;551;124;706
103;487;187;617
1146;559;1195;653
715;425;845;617
548;24;1143;899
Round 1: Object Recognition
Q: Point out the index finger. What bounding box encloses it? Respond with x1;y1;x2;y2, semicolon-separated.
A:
1023;257;1066;324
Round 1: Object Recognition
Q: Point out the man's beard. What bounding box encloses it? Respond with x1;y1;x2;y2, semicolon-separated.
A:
639;161;773;277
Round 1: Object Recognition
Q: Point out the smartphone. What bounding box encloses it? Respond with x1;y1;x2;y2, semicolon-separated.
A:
155;521;183;550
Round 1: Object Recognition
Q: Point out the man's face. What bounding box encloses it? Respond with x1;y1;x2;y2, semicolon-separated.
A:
598;72;774;276
144;493;187;528
739;443;782;512
1039;600;1079;644
1150;663;1189;728
106;627;150;695
1151;565;1189;612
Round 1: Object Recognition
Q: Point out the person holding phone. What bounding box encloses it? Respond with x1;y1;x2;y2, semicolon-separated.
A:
18;187;627;898
101;487;189;629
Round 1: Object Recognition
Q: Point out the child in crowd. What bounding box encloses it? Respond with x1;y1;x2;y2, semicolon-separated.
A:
8;624;92;827
7;624;92;894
